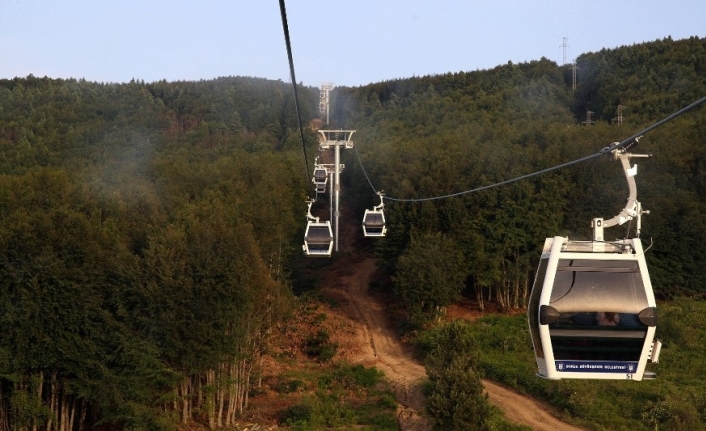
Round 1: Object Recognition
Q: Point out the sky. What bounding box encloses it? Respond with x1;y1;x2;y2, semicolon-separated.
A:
1;0;705;88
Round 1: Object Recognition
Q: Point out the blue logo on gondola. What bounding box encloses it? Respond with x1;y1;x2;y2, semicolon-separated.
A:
555;361;638;373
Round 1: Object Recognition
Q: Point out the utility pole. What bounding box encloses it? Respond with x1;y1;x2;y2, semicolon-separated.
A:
319;83;334;125
572;59;578;93
318;130;355;252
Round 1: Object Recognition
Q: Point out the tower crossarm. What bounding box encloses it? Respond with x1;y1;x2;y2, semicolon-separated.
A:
318;130;356;149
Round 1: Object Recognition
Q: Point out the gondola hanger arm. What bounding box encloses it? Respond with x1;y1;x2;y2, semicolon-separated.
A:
305;199;319;222
374;191;385;211
592;138;651;241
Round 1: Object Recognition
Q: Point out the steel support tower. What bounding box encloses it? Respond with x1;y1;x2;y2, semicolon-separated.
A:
561;37;569;65
318;130;355;252
319;83;334;125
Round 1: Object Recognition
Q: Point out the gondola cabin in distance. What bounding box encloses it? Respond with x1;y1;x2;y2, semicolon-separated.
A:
302;199;334;257
527;141;662;381
362;191;386;237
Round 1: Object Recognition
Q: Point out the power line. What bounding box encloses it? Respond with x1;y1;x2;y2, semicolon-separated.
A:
355;95;706;203
278;0;312;190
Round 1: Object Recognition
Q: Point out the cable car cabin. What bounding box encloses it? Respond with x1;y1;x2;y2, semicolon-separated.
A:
362;192;387;237
313;167;328;186
528;236;661;381
302;221;334;257
362;209;386;237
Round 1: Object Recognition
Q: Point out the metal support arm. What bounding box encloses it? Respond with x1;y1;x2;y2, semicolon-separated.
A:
305;199;319;222
592;141;650;241
374;191;385;211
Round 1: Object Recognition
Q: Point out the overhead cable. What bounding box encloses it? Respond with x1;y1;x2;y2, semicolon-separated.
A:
608;94;706;153
278;0;312;186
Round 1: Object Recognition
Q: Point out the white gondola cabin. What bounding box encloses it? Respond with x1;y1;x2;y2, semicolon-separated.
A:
528;142;661;380
312;166;328;194
302;199;334;257
528;237;660;380
303;222;334;256
362;192;386;237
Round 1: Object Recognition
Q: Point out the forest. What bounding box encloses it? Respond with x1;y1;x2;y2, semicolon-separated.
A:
0;35;704;429
336;36;706;321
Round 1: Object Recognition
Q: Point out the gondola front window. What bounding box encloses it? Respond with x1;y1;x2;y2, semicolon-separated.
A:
548;259;649;362
305;225;333;254
550;259;647;313
364;213;384;227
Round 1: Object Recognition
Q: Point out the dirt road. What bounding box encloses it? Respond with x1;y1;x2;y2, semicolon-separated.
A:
325;252;585;431
326;257;430;430
313;156;583;429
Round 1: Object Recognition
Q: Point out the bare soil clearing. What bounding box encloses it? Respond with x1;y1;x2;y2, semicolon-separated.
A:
318;205;585;431
323;256;430;431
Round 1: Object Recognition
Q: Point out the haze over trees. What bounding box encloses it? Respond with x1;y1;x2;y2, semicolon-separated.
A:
0;76;318;428
0;35;703;428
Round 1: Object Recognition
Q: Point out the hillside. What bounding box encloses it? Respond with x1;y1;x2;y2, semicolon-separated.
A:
335;36;706;305
0;36;704;429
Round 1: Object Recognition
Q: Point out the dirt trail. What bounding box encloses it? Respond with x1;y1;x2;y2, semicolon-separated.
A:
330;257;429;431
482;380;585;431
327;255;585;431
316;146;583;429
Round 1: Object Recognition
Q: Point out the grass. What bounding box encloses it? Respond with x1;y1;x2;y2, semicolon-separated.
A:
279;363;398;430
262;297;398;430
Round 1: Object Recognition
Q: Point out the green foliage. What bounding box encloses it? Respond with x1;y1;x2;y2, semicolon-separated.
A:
273;378;304;394
324;363;384;389
339;36;706;310
280;403;312;425
1;35;705;429
393;232;467;326
424;321;492;430
0;75;311;428
304;330;338;363
279;364;397;431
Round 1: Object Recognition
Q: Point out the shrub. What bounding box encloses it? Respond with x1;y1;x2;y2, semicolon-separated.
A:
280;404;312;425
304;330;338;363
424;320;491;430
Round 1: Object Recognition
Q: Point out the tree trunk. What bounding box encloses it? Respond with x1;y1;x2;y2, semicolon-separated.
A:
476;283;485;311
258;355;264;389
0;381;10;431
47;371;58;431
68;397;76;431
196;375;202;412
216;365;225;429
226;361;236;427
78;400;87;431
206;370;215;430
60;394;68;431
31;371;43;431
181;377;190;424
